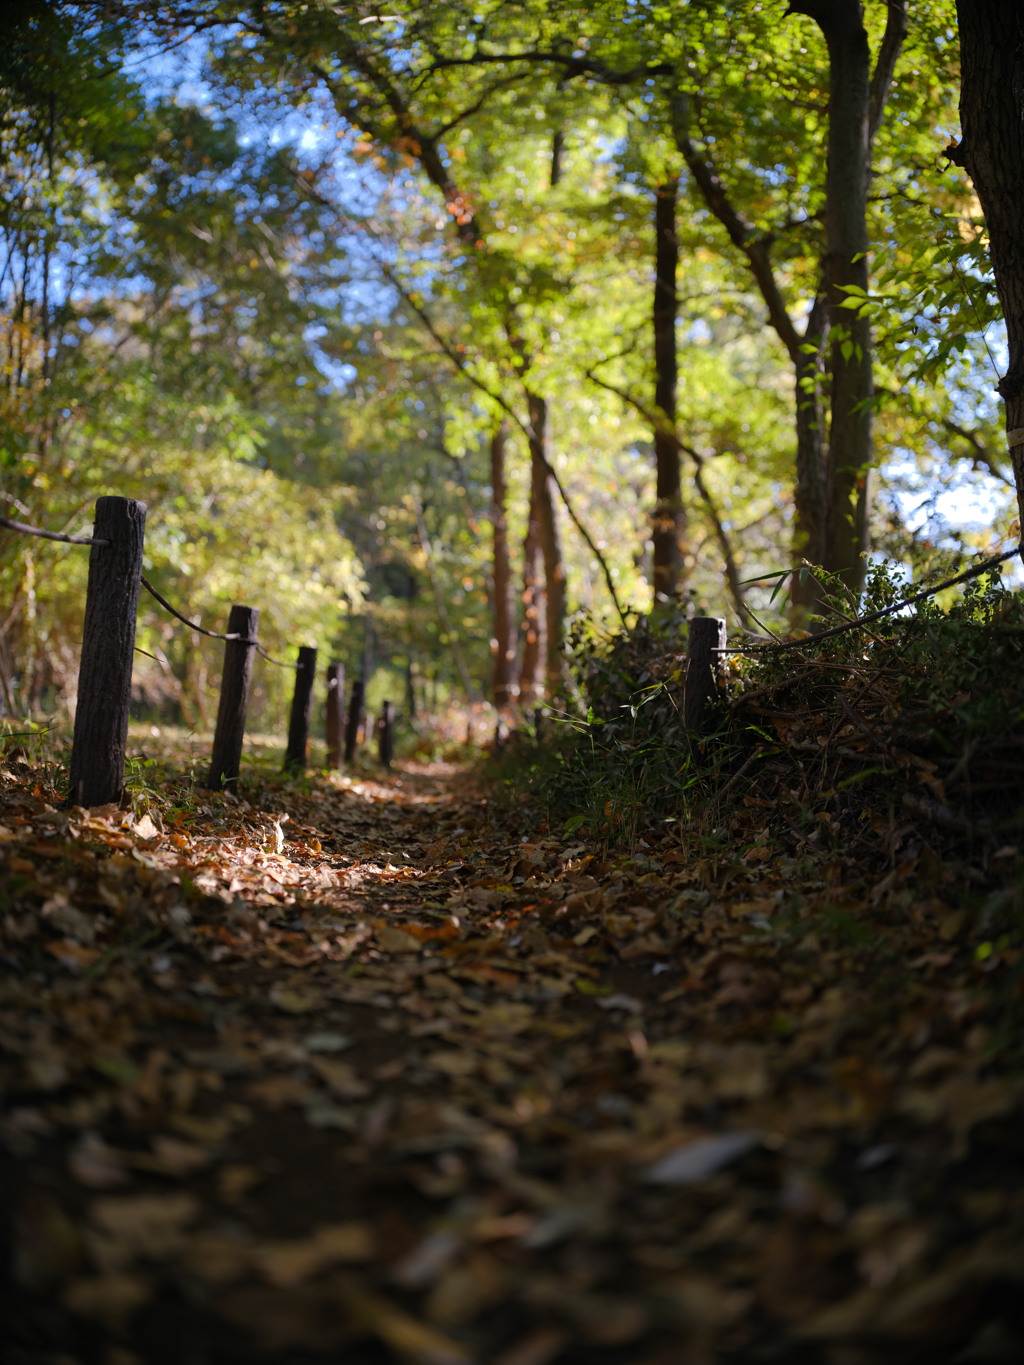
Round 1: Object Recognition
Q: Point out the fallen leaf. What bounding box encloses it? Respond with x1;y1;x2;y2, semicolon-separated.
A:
643;1131;762;1185
376;924;424;954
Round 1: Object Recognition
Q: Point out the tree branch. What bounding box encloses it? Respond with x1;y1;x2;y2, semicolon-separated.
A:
382;265;629;628
585;367;755;629
669;92;805;364
868;0;908;147
424;49;675;87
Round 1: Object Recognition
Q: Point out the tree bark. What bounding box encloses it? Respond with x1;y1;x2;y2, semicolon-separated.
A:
675;2;905;607
489;419;517;708
810;0;875;591
790;0;906;594
652;178;686;603
527;391;566;697
954;0;1024;529
519;467;544;706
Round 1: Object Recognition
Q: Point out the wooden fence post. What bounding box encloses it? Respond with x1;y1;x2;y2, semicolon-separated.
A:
65;496;147;807
378;699;394;768
207;605;259;791
325;661;345;769
284;645;317;773
344;678;364;765
684;615;727;734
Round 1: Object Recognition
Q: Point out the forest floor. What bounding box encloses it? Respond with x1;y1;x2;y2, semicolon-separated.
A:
1;731;1024;1365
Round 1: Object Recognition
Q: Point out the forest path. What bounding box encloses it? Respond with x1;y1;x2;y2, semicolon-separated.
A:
1;753;1023;1364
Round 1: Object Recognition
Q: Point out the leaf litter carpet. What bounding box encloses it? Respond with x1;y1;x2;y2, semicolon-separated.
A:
1;755;1023;1365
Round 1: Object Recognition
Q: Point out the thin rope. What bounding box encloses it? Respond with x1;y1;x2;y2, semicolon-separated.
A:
254;643;299;669
0;515;109;546
141;575;297;666
718;544;1021;655
141;575;247;640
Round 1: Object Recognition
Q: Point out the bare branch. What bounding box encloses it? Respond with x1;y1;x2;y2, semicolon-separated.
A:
669;92;805;364
868;0;909;147
383;267;629;628
424;49;675;87
585;368;755;629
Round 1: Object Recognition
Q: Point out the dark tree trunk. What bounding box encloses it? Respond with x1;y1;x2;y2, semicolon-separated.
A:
652;178;685;603
676;3;904;609
813;0;874;591
527;391;566;697
954;0;1024;528
791;0;906;595
489;420;517;708
790;298;829;610
519;459;544;706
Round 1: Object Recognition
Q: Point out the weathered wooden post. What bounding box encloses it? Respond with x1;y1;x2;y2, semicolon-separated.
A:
284;645;317;773
325;661;345;770
207;605;259;791
378;699;394;768
344;678;364;765
684;615;727;734
66;496;147;808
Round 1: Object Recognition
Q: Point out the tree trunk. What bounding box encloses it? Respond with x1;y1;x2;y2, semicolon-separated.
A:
790;297;829;611
652;178;685;603
527;391;566;697
954;1;1024;529
815;0;874;591
677;3;904;608
489;419;517;708
519;448;545;705
791;0;906;595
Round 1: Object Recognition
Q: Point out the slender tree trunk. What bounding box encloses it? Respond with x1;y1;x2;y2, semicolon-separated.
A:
953;1;1024;530
816;1;874;591
527;391;566;696
791;0;906;594
489;420;517;708
652;178;685;603
790;297;829;611
676;2;904;606
519;450;545;705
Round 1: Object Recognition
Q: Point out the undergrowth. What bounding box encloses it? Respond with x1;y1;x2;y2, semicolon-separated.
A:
505;559;1024;845
492;557;1024;1047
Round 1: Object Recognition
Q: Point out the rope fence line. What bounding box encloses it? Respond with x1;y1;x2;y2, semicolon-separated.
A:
716;544;1022;656
1;514;110;547
141;575;241;641
255;643;300;669
1;522;300;669
140;575;297;668
8;491;1021;800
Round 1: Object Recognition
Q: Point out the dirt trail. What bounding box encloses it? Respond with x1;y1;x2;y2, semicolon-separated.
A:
1;756;1023;1365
